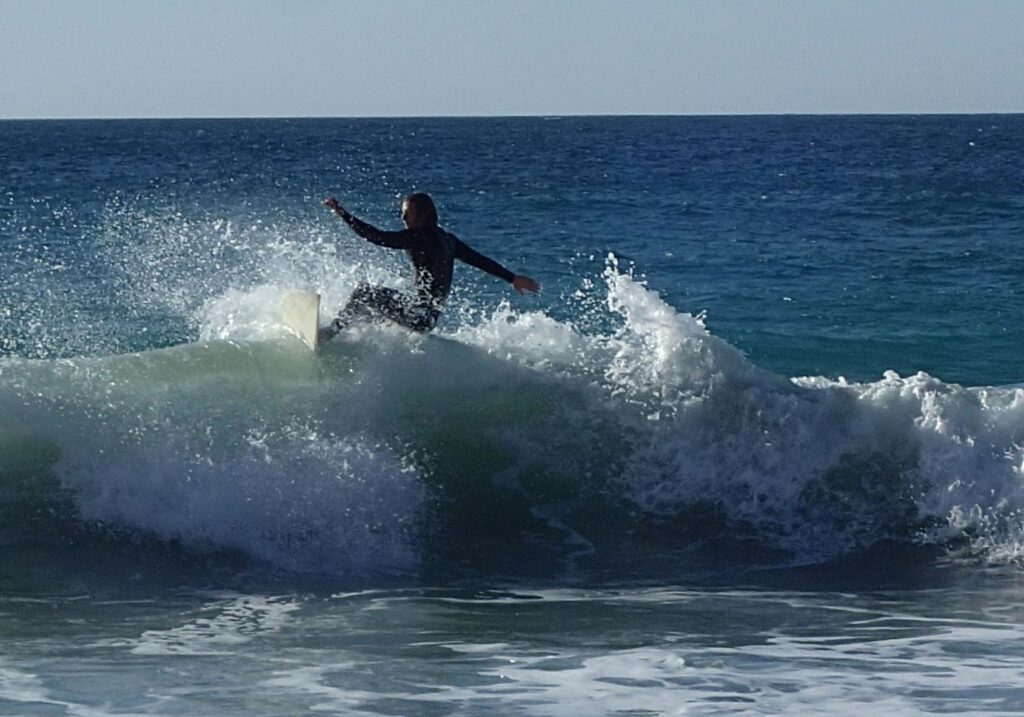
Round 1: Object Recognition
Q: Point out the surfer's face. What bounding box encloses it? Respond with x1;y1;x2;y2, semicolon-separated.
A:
401;201;427;230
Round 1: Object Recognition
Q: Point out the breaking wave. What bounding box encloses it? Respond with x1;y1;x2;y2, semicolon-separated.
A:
3;252;1024;577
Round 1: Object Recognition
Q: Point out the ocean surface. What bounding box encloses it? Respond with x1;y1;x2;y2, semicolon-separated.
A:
2;115;1024;715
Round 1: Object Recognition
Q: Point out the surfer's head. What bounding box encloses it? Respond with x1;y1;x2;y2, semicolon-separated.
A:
401;193;438;229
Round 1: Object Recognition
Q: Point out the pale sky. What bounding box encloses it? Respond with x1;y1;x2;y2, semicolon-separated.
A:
2;0;1023;118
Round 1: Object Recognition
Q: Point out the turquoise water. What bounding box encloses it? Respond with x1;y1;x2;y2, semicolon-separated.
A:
2;116;1024;714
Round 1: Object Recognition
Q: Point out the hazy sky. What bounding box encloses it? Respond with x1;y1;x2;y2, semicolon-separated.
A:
2;0;1023;118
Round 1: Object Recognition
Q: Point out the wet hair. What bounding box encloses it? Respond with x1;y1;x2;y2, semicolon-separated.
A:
403;192;438;227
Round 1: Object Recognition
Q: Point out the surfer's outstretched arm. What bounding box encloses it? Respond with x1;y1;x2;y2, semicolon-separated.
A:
453;236;540;295
324;197;410;249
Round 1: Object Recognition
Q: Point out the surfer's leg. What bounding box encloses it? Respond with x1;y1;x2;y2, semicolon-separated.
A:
327;284;417;334
367;291;439;332
401;306;440;333
370;291;440;332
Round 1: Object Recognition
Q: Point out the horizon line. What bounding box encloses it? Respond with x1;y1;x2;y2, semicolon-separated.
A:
3;110;1024;122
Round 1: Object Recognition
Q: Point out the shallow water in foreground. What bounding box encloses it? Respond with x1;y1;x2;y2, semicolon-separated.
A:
5;551;1024;716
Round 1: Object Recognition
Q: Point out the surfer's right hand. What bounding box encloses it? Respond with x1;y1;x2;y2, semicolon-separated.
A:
512;275;540;295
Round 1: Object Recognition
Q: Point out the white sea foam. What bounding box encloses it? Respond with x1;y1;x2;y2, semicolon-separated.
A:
251;589;1024;716
460;624;1024;717
59;418;426;575
3;254;1024;571
0;659;51;706
0;657;125;716
443;257;1024;563
113;594;300;656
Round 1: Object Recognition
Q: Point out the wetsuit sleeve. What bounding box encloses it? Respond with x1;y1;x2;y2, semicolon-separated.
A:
452;235;516;283
340;212;411;250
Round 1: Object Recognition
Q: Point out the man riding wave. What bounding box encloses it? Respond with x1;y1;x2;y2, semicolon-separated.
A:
322;192;539;338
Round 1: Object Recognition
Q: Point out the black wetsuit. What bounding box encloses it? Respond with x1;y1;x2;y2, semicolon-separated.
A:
330;211;515;333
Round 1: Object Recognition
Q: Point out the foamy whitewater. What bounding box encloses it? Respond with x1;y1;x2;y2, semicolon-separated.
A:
3;116;1024;715
5;255;1024;575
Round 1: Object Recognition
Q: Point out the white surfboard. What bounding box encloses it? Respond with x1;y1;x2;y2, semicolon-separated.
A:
278;290;321;350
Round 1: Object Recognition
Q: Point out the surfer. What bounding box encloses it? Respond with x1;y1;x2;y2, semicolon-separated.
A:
321;192;539;337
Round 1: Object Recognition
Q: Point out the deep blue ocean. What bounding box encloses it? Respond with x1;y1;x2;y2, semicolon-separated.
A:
2;116;1024;714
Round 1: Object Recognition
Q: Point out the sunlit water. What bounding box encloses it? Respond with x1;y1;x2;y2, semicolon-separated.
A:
2;116;1024;715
